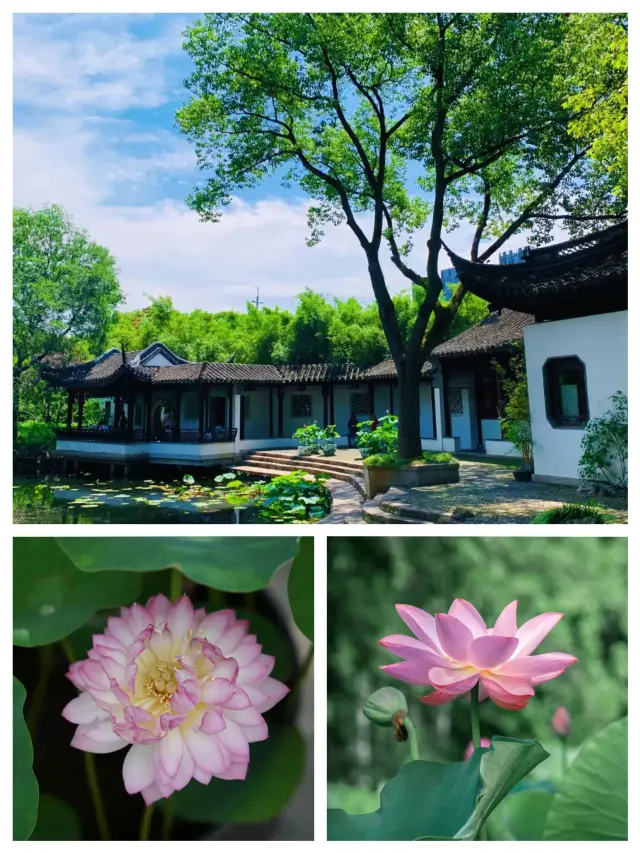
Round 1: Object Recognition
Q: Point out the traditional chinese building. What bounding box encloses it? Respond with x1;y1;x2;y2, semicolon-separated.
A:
443;220;628;483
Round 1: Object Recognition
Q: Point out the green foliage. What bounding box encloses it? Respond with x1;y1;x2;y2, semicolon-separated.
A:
356;414;398;457
31;796;81;841
328;737;548;840
363;450;455;467
493;348;532;466
13;205;122;419
530;502;615;524
13;677;39;840
256;471;332;523
288;537;314;640
578;391;628;488
13;539;142;647
487;788;554;840
55;537;299;592
327;538;627;790
16;420;57;453
544;716;627;841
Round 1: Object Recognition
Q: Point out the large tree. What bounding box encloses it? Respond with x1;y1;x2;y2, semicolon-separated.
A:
13;205;123;429
178;12;626;456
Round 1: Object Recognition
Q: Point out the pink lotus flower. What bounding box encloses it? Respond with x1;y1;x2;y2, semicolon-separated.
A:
62;595;289;804
464;737;491;760
552;705;571;736
380;599;576;711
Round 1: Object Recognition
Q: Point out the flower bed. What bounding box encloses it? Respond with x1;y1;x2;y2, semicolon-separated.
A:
362;452;459;499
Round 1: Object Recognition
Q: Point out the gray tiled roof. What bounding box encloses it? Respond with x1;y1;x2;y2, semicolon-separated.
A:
432;309;534;358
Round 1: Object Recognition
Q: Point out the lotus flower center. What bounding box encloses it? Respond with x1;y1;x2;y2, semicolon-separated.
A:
145;662;179;706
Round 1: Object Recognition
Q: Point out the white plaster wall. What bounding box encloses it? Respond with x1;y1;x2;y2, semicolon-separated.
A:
485;439;519;457
56;440;145;459
56;439;237;463
333;386;353;436
450;388;476;449
524;310;628;481
238;437;297;451
481;418;502;442
142;353;173;366
282;386;324;437
243;388;271;439
373;384;393;419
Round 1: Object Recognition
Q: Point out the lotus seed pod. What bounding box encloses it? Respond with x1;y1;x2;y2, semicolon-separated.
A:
363;686;408;727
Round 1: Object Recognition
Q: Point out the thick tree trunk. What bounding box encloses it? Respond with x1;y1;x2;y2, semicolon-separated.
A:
396;360;423;459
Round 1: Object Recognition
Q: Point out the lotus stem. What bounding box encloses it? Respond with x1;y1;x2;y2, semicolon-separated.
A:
170;568;183;603
161;797;174;841
470;683;481;750
26;643;54;738
404;715;420;762
139;804;154;841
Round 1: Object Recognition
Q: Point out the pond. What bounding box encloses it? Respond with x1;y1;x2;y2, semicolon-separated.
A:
13;474;264;524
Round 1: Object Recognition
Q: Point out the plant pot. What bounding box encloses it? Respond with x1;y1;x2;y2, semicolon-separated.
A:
15;581;302;841
513;470;533;482
363;462;460;500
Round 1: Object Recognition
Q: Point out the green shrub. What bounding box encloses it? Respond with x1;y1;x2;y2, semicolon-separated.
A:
356;414;398;457
293;422;340;454
16;420;57;453
493;347;533;468
363;451;456;467
530;502;615;524
578;392;627;488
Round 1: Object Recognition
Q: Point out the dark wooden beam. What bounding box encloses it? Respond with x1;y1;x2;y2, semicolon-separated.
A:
278;389;284;438
389;382;394;415
66;390;75;428
431;383;437;439
269;388;274;438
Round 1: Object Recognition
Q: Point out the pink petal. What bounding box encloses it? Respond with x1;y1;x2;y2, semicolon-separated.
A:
62;693;109;725
469;636;519;670
482;674;535;696
481;677;531;711
123;743;156;794
380;661;431;685
167;596;194;639
125;602;154;636
224;707;268;743
216;718;250;760
253;677;290;712
379;634;448;668
225;686;252;710
236;654;274;684
435;613;473;663
216;621;249;656
165;746;195;793
71;720;128;754
428;667;479;694
448;599;487;638
201;678;236;706
232;636;263;667
213;760;249;780
140;781;164;805
417;690;455;706
493;600;518;637
159;728;185;778
495;652;577;684
197;609;235;643
514;612;564;657
395;604;443;653
200;709;226;735
183;729;227;775
146;593;172;624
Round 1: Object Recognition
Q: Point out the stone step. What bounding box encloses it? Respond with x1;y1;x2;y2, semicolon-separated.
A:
246;450;364;474
245;455;364;479
362;505;428;524
235;459;366;498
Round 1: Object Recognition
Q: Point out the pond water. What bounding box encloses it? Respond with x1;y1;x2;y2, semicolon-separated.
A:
13;475;264;524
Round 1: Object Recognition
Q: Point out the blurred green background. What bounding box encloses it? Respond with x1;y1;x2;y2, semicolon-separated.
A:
327;536;627;810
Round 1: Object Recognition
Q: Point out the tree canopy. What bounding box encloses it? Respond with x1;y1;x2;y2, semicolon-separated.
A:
177;12;627;455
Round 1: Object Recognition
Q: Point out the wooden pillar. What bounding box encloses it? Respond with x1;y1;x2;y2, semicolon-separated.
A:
77;392;85;428
66;390;75;428
145;390;152;440
368;382;375;415
389;382;394;415
198;387;206;440
277;389;284;438
240;395;246;441
329;384;335;425
442;368;451;438
473;367;484;448
227;384;233;431
269;388;274;438
174;388;182;441
431;383;437;439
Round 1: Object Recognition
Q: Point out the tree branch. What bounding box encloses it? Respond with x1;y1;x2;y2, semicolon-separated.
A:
381;203;425;286
470;183;492;262
477;145;592;262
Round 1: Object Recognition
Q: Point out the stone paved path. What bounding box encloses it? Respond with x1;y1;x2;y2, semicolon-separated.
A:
404;461;627;524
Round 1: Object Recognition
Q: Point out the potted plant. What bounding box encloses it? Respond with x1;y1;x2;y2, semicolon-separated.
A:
493;348;534;481
292;422;323;456
319;424;339;456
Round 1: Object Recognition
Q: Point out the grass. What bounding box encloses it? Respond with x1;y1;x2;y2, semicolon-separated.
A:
530;501;615;524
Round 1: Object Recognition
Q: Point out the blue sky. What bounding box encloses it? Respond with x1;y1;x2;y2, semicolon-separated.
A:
13;12;532;315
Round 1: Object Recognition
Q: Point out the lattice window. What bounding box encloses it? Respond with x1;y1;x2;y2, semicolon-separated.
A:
351;392;370;417
448;388;464;416
291;394;312;418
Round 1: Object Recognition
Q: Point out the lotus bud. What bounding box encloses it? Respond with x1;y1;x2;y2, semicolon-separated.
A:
363;686;408;727
552;705;571;737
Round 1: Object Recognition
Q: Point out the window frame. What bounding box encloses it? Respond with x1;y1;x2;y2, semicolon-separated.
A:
290;393;313;419
543;355;589;429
